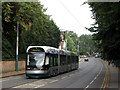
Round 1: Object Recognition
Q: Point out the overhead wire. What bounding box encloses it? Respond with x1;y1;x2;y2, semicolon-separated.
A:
58;0;87;30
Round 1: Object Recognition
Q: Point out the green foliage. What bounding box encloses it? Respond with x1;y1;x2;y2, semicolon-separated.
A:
79;34;96;55
2;2;60;59
88;2;120;60
2;35;15;59
64;31;96;55
65;31;78;52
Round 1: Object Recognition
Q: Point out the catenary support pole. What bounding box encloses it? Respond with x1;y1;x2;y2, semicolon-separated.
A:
16;21;19;71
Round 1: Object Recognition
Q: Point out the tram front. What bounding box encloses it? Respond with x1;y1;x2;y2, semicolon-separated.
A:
26;46;50;78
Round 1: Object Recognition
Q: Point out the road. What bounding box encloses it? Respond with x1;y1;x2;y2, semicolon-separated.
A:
2;57;109;89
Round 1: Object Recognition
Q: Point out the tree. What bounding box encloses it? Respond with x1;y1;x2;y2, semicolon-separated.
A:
65;30;78;52
88;2;120;61
79;34;96;55
2;2;60;59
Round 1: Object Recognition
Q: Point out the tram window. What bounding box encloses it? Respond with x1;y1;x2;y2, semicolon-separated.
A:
73;56;75;63
62;56;64;65
45;56;49;65
64;55;66;64
76;56;78;63
71;56;73;63
54;56;56;66
75;56;76;63
70;56;71;63
53;55;57;66
55;55;58;66
67;56;70;64
49;56;53;66
60;55;64;65
60;55;62;65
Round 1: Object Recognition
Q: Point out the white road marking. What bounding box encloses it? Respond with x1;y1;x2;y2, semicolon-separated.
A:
33;79;44;83
13;84;25;88
86;85;89;88
84;63;103;89
0;79;10;82
49;80;58;83
1;77;22;82
61;76;68;79
34;84;45;88
90;80;94;85
28;83;36;86
94;77;97;80
13;80;46;88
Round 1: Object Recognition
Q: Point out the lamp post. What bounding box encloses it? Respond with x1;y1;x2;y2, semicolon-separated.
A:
16;21;19;71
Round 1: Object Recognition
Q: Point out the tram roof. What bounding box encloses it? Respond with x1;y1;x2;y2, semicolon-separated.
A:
27;46;78;55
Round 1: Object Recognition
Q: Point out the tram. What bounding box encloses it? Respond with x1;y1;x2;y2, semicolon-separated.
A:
26;46;79;78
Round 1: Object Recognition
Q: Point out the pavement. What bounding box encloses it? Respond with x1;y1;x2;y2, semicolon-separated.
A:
104;60;120;89
0;58;120;89
0;70;25;78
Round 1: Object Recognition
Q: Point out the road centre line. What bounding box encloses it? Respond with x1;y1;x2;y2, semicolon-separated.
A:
84;62;103;89
85;85;89;89
94;77;97;80
90;80;94;85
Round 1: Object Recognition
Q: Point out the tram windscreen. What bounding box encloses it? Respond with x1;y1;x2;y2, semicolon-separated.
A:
27;52;45;68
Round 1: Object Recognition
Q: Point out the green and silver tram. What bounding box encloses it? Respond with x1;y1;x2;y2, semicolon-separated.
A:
26;46;78;78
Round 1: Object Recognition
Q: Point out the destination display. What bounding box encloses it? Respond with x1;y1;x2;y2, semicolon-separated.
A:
28;48;44;52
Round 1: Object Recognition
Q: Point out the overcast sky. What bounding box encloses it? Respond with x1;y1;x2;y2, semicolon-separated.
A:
40;0;95;36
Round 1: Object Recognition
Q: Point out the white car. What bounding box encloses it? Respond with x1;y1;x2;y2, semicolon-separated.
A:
82;55;86;58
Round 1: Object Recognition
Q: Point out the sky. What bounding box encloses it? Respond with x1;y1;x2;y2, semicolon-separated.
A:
40;0;95;36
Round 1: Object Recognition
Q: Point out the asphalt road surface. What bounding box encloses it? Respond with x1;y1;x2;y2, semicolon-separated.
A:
2;57;108;89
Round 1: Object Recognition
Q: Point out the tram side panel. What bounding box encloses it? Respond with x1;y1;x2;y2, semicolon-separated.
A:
48;53;59;76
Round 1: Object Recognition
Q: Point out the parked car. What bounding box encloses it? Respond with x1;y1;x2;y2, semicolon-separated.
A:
84;58;89;61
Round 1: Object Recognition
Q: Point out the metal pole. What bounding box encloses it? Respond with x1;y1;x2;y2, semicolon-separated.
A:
69;39;70;51
78;41;79;52
16;21;19;71
76;39;77;51
66;39;67;51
